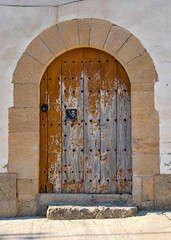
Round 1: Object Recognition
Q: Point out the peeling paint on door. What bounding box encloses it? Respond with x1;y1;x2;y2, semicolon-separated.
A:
40;48;132;194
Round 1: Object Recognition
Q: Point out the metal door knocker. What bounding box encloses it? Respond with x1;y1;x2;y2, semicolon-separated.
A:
41;103;48;112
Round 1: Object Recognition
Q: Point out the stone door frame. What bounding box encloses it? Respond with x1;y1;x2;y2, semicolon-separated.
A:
8;18;159;215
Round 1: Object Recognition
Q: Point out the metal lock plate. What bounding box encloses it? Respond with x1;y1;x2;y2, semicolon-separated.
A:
66;109;77;120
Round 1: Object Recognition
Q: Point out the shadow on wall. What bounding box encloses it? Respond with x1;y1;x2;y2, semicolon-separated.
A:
0;231;171;239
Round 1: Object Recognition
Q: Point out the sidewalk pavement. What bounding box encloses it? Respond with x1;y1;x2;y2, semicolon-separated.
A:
0;211;170;240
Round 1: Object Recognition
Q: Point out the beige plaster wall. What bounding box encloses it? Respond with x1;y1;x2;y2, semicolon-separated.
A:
0;0;170;175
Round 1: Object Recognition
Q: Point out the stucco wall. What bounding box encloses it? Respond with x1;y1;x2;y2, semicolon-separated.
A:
0;0;170;174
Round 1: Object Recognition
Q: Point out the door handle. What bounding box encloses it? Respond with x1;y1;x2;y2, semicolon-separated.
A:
41;103;48;112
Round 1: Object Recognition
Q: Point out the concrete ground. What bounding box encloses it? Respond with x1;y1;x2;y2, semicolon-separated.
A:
0;211;170;240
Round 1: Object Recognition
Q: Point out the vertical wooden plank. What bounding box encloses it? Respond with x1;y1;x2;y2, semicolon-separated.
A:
47;57;62;192
100;52;117;193
40;70;48;192
61;49;84;193
84;48;101;193
116;62;132;193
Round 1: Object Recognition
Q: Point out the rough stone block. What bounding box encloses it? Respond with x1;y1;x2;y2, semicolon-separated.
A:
125;51;157;83
116;35;145;65
14;84;38;108
78;18;90;46
17;179;39;197
133;153;160;176
13;53;45;84
18;195;38;216
141;176;154;209
155;175;171;210
9;107;39;132
0;173;17;217
132;176;142;204
103;25;131;55
26;36;54;65
132;110;159;154
132;82;154;92
132;91;154;111
39;25;66;56
142;177;154;201
47;205;137;220
58;20;79;49
90;19;112;48
132;138;159;155
8;132;39;179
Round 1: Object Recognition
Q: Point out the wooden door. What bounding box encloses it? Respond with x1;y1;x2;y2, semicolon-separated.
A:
40;48;132;194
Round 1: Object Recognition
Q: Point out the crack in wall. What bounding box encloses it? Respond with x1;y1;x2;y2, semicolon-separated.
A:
115;34;132;56
125;49;146;66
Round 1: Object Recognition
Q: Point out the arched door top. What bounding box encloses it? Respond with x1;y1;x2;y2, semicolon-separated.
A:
13;18;157;86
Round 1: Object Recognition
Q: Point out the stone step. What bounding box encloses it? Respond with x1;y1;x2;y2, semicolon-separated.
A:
47;204;137;220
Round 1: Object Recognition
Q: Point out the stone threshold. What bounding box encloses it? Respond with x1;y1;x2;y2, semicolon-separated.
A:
47;204;137;220
38;193;132;204
37;193;133;216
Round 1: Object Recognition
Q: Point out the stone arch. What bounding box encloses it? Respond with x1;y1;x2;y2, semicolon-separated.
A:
9;18;159;215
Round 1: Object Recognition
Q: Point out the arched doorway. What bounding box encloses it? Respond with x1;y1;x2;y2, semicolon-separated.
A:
40;48;132;194
9;18;159;215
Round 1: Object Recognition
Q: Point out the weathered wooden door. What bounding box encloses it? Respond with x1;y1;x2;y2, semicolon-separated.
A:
40;48;132;194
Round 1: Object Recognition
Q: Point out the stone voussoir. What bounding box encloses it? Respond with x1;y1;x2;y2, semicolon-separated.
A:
77;18;90;46
125;51;157;83
103;25;131;56
47;205;137;220
58;19;79;49
90;19;112;48
39;24;66;56
13;52;45;84
116;35;145;65
26;36;54;65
